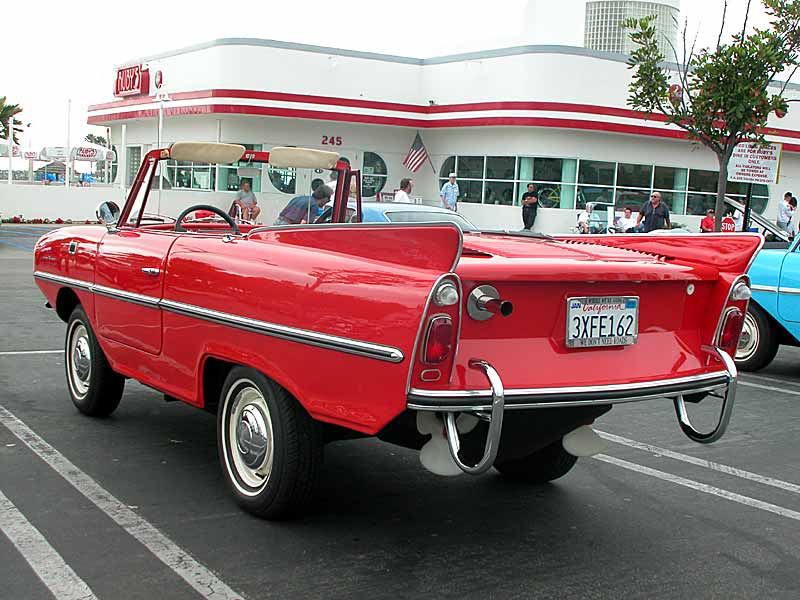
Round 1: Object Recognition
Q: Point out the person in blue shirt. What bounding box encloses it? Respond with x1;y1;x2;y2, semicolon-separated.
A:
440;172;459;211
274;185;332;225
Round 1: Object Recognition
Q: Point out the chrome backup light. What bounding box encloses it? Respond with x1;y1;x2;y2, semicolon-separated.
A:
731;281;752;302
433;281;459;307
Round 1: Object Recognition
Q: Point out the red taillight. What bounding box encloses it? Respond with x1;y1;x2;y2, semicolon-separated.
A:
423;316;453;364
719;308;744;355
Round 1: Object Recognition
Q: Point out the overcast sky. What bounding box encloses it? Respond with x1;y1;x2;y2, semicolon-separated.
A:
2;0;774;149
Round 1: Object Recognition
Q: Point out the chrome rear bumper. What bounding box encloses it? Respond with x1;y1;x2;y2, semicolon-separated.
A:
408;348;737;474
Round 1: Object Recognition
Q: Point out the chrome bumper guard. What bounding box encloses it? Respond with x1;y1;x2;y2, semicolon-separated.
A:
411;349;737;475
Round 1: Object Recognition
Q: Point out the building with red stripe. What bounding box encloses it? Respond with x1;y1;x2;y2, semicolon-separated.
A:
88;38;800;232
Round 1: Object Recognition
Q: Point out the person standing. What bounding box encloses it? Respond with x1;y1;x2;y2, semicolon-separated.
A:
520;183;539;230
636;191;671;232
394;178;413;203
778;191;793;231
440;172;459;211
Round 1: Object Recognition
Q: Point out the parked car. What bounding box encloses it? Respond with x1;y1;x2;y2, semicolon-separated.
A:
728;199;798;370
317;200;480;231
34;142;761;520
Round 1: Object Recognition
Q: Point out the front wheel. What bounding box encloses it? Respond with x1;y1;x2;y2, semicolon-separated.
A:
494;438;578;483
65;305;125;417
217;367;323;519
735;304;779;372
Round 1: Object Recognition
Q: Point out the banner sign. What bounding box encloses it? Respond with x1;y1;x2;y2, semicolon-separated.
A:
71;147;114;162
728;142;782;184
40;147;69;161
114;65;150;97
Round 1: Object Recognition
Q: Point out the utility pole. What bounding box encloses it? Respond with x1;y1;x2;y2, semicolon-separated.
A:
6;117;12;185
65;98;71;188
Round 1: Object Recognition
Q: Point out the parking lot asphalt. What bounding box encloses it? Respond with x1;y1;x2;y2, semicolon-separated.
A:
1;224;799;600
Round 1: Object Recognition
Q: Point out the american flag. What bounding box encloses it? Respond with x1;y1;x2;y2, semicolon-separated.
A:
402;132;430;172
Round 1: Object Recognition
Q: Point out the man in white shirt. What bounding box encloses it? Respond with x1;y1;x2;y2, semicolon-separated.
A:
577;204;592;233
778;191;793;231
615;207;637;232
394;178;413;203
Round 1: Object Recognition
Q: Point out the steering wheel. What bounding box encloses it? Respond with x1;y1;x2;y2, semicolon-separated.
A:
174;205;240;234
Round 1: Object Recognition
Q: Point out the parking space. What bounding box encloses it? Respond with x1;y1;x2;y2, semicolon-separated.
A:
1;230;799;599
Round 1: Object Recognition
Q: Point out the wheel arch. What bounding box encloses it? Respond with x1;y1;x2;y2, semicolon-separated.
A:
55;287;81;322
750;298;798;347
198;352;311;418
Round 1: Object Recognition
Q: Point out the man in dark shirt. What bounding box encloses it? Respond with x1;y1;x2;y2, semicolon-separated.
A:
274;185;332;225
637;191;671;232
520;183;539;230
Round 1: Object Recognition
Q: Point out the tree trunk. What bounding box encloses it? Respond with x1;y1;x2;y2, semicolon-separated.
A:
714;150;731;232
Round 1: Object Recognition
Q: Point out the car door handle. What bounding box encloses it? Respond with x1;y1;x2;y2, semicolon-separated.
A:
141;267;161;277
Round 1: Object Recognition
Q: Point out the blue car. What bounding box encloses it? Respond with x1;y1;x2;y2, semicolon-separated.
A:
317;201;479;231
729;198;798;371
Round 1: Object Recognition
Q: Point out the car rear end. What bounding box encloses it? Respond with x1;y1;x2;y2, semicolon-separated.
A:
405;232;761;474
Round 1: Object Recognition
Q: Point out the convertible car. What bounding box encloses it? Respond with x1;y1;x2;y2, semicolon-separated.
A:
34;142;761;519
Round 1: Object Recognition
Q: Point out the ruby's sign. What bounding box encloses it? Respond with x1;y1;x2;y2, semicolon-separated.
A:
114;65;150;97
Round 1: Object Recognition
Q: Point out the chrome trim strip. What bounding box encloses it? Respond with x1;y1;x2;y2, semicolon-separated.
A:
409;369;729;400
159;299;404;363
33;271;92;291
751;284;778;293
408;381;728;412
778;286;800;296
34;271;404;363
93;284;161;308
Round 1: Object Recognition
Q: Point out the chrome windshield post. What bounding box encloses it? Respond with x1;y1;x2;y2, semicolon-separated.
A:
443;359;504;474
673;348;737;444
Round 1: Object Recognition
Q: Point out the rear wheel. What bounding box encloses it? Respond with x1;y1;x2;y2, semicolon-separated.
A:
217;367;323;519
735;304;778;372
65;305;125;417
494;438;578;483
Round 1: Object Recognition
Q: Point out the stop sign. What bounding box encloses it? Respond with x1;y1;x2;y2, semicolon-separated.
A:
721;216;737;232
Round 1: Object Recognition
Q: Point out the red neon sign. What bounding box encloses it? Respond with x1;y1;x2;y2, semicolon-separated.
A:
115;65;150;97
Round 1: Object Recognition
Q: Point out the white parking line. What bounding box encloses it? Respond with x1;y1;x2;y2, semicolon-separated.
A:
597;431;800;495
742;372;800;388
0;489;98;600
0;350;61;356
595;454;800;522
0;405;244;600
738;380;800;396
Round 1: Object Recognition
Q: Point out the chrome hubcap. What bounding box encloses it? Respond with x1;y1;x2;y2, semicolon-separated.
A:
67;322;92;399
236;405;269;469
225;382;274;493
736;312;758;361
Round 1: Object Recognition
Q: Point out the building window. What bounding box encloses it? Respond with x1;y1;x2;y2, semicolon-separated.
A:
437;156;769;216
362;151;388;198
439;155;578;208
164;159;216;190
218;144;262;192
269;166;296;194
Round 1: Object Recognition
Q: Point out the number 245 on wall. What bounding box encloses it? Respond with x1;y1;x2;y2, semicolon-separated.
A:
321;135;343;146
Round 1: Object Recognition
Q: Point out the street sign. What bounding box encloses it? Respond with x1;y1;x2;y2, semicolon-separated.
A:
728;142;782;184
721;216;737;232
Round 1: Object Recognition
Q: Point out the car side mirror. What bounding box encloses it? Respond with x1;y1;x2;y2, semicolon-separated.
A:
96;201;121;229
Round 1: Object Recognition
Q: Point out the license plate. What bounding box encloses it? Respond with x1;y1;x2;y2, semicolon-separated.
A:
566;296;639;348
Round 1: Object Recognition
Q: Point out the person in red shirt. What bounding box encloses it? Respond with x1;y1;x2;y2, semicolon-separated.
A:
700;208;715;233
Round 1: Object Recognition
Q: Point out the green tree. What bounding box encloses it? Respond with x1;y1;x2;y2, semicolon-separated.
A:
0;97;24;143
625;0;800;230
84;133;107;146
84;134;111;181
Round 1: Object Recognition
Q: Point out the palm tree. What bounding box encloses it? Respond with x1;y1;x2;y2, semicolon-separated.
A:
0;97;24;143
